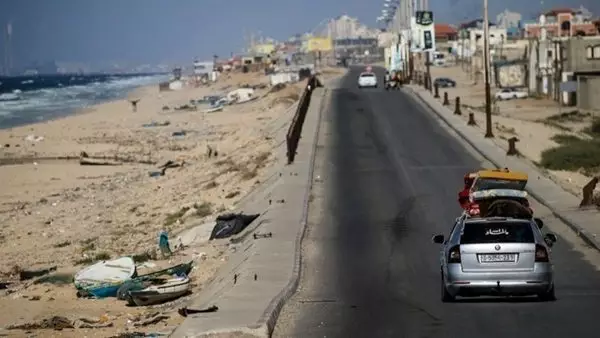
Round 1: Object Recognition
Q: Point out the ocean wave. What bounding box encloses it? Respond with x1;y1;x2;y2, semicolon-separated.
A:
0;74;168;128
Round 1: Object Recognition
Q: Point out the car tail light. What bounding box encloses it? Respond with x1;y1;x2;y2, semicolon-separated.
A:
448;245;461;263
535;244;549;262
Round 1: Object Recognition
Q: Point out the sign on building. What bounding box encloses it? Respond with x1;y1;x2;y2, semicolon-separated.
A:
559;81;577;93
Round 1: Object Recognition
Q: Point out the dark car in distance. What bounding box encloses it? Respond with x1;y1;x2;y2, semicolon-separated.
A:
434;77;457;88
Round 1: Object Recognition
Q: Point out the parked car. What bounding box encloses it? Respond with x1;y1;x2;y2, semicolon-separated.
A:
495;88;529;100
433;77;456;88
357;72;378;88
432;216;557;302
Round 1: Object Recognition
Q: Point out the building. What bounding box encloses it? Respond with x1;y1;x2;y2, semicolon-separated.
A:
528;36;600;111
496;9;523;38
313;15;381;60
469;27;508;49
561;36;600;110
524;7;598;38
435;23;458;41
323;15;379;39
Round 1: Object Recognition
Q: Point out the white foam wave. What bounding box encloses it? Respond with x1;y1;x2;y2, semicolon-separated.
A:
0;74;167;121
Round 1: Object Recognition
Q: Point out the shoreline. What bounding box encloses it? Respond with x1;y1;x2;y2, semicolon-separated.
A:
0;74;167;130
0;69;309;336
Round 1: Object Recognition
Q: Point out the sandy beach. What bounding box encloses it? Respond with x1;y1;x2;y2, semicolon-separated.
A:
0;68;341;336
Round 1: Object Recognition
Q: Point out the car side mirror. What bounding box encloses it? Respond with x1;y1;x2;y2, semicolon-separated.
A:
432;234;445;244
544;233;557;245
534;217;544;229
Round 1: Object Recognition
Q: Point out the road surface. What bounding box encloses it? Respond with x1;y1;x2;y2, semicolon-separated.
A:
273;66;600;338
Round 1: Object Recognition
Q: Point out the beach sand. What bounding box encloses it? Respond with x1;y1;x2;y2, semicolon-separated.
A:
0;69;324;336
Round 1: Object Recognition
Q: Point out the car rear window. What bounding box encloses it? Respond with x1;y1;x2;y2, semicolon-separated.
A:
360;73;375;78
472;178;527;191
461;221;535;244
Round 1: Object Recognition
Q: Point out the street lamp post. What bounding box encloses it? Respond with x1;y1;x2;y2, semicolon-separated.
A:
483;0;494;138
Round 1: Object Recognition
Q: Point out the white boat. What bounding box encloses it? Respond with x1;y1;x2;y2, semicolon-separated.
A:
74;257;136;297
128;276;191;306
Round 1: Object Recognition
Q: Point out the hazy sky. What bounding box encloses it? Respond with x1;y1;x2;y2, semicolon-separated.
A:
0;0;598;67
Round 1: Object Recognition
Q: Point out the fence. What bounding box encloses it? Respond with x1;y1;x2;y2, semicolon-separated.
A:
286;76;323;164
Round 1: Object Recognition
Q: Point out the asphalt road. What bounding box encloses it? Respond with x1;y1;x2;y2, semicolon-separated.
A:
273;66;600;338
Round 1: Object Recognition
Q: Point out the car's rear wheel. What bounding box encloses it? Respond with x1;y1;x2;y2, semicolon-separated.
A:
538;284;557;302
441;272;455;302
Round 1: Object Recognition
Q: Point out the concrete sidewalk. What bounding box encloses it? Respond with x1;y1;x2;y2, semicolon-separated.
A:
171;87;327;338
406;85;600;252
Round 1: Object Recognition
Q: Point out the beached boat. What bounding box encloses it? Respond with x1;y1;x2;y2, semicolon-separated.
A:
74;257;136;298
128;276;191;306
116;261;193;300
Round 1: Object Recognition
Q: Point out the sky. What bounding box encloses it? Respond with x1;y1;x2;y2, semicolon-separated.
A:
0;0;599;68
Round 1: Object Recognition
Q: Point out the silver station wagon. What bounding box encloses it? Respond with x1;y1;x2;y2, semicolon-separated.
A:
432;217;558;302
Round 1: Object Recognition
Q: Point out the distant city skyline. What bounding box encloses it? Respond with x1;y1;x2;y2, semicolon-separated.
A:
1;0;599;75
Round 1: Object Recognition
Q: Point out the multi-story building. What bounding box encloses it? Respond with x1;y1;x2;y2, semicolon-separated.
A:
528;36;600;111
524;7;598;38
496;9;522;38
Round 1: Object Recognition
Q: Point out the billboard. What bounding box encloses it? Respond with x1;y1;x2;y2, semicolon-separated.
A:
412;11;436;52
307;37;333;52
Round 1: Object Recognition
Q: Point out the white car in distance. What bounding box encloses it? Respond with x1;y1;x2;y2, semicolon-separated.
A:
495;88;529;100
358;72;378;88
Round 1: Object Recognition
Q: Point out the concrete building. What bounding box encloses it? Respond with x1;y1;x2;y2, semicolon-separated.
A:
528;36;600;111
496;9;522;38
562;37;600;110
323;15;379;39
524;8;598;38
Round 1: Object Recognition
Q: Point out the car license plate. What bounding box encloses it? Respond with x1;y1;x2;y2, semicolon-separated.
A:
479;254;516;263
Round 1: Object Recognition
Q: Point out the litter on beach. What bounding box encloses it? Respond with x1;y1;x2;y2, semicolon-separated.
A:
209;213;260;240
142;121;170;127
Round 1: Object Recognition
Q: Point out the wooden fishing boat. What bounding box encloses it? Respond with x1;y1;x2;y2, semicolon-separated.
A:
116;261;193;301
74;257;136;298
128;276;191;306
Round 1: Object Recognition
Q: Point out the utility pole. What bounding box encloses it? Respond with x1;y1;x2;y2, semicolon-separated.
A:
483;0;494;138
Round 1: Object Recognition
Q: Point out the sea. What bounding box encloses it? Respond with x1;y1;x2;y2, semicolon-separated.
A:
0;73;169;129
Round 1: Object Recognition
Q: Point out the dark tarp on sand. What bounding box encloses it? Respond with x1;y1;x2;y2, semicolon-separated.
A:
209;213;260;240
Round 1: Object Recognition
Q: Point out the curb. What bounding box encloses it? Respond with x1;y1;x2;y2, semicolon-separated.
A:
404;86;600;253
260;88;327;335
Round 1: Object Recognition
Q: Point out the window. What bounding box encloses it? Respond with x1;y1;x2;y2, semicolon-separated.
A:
594;45;600;59
472;178;527;191
587;45;600;60
360;73;375;78
547;50;553;58
461;221;535;244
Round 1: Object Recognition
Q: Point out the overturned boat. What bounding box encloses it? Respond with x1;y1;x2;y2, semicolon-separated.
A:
74;257;136;298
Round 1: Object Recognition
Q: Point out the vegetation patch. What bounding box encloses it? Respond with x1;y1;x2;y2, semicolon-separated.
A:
583;118;600;138
546;110;591;123
550;134;581;145
540;138;600;171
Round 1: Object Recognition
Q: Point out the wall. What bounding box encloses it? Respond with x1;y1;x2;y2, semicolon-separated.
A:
469;28;508;50
563;37;600;72
525;22;598;38
577;76;600;110
497;64;526;87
